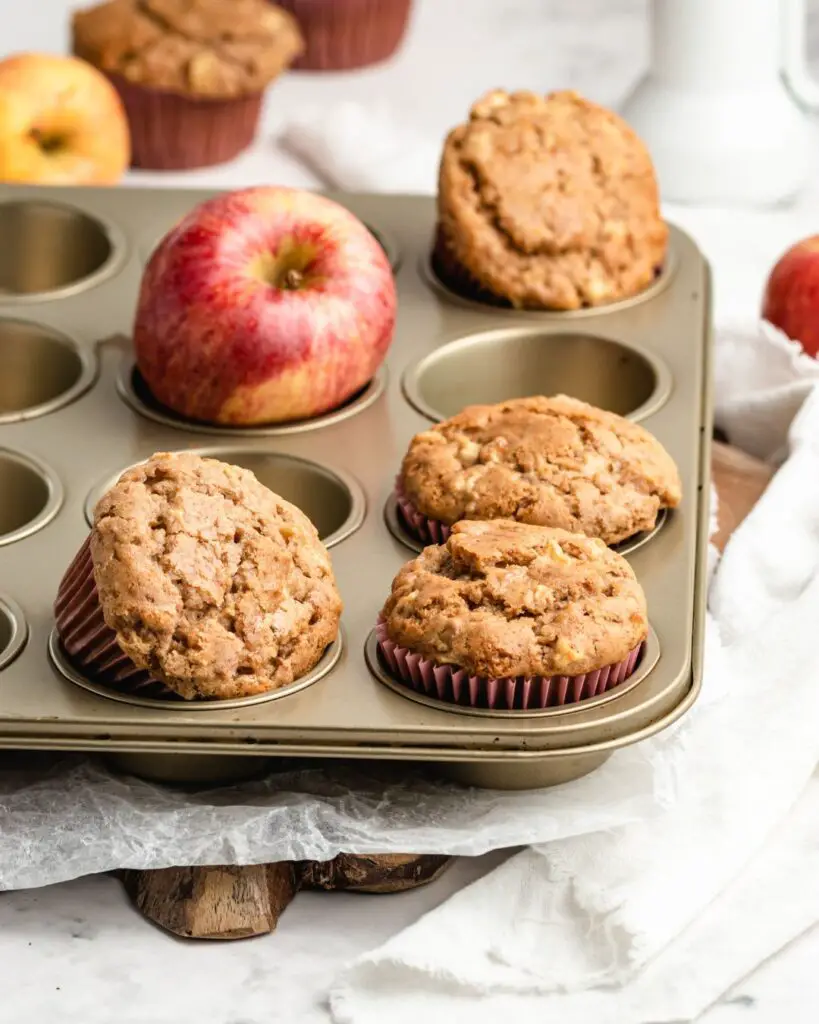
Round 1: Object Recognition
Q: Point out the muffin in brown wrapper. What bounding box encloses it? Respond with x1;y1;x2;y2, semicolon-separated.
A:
276;0;413;70
55;536;178;699
72;0;304;171
394;477;450;546
110;74;263;170
435;89;668;310
397;396;681;548
54;451;343;702
376;620;644;711
377;519;650;713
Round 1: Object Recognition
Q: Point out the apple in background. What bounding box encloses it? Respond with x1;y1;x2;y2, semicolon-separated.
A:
134;186;397;426
0;53;129;184
762;236;819;358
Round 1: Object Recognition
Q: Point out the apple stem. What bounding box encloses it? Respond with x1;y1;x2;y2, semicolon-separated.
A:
281;268;304;291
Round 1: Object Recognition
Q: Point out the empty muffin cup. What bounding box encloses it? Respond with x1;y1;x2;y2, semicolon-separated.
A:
0;320;97;423
373;620;648;714
0;200;117;297
403;328;669;423
0;449;63;546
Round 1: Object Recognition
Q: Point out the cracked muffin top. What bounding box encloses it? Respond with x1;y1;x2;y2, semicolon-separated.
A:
381;519;648;678
399;395;681;546
89;451;341;700
436;89;668;310
72;0;304;98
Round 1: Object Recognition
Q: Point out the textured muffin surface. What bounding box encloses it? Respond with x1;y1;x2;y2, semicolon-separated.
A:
90;452;341;700
72;0;304;97
400;395;681;545
381;519;648;679
436;89;668;310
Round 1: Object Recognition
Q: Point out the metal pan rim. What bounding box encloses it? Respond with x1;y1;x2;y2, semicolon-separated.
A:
0;447;64;547
0;594;28;672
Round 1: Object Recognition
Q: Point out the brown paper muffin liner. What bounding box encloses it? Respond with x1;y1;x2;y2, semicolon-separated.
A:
376;619;644;711
276;0;413;70
108;74;262;171
54;536;179;700
394;477;451;546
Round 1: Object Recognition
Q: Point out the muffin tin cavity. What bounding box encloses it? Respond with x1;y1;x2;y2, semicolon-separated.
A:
384;492;669;558
48;628;343;710
0;200;119;298
85;449;365;549
0;320;97;423
364;625;660;719
403;328;670;423
422;237;676;318
0;595;27;672
0;449;63;546
117;361;388;437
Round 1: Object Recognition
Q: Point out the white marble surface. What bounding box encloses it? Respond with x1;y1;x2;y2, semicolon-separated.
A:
4;0;819;1021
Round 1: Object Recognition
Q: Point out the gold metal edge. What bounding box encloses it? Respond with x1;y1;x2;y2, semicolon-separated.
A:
47;625;344;711
116;358;388;437
0;594;28;671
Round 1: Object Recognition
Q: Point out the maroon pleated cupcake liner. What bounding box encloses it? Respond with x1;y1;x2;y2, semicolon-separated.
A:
275;0;413;70
54;536;179;701
375;619;644;711
431;222;510;307
394;477;451;546
107;74;262;171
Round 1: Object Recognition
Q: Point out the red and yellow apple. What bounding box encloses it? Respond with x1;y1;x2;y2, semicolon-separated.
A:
0;53;130;184
762;236;819;358
134;187;397;426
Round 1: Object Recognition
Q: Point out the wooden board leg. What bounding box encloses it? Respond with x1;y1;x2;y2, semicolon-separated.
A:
300;853;453;893
121;862;298;940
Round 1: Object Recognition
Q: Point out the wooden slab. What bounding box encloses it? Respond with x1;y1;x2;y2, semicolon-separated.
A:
121;441;775;940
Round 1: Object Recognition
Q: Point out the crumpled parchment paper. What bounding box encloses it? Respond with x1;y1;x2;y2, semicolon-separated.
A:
0;743;672;890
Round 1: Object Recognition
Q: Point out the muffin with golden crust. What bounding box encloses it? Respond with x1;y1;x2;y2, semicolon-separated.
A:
435;89;667;310
55;451;341;701
396;394;681;547
377;519;648;710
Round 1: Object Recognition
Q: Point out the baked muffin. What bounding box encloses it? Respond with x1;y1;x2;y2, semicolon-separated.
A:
72;0;304;170
397;395;681;547
377;519;648;710
55;452;342;701
435;89;668;310
276;0;413;70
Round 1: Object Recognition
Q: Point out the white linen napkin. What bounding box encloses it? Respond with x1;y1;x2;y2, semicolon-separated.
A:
277;103;819;1023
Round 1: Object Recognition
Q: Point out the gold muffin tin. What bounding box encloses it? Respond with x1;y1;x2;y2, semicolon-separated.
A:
0;184;712;790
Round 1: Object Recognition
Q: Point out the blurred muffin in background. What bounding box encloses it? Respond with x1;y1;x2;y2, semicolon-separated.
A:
72;0;303;170
435;89;668;311
275;0;413;70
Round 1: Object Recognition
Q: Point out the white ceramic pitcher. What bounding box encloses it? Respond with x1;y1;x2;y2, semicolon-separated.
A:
620;0;819;206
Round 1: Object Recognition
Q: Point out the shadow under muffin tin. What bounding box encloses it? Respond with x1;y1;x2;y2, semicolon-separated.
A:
0;184;711;790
